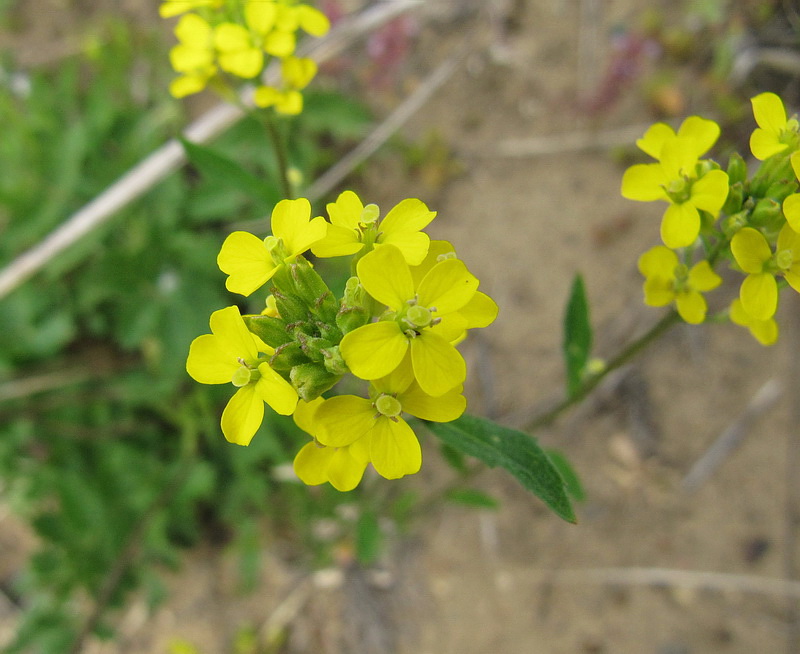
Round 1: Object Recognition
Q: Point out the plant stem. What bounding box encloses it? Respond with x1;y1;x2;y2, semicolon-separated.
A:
526;309;681;431
263;111;293;200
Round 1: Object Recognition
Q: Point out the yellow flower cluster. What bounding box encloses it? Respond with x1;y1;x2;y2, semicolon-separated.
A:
162;0;330;114
186;192;498;490
623;93;800;346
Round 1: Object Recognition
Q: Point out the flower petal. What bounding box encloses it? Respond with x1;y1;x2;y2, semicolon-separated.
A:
217;231;276;296
457;291;499;329
326;190;363;229
621;164;669;202
221;385;264;446
752;92;787;133
636;122;675;159
410;330;466;397
731;227;771;273
400;383;466;422
369;417;421;479
186;334;238;384
661;202;700;248
784;194;800;232
740;272;778;321
326;448;368;491
417;259;478;314
314;395;375;447
690;170;729;214
638;246;678;278
209;305;260;362
255;363;298;415
293;442;334;485
675;290;707;324
676;116;720;160
293;397;325;435
642;277;675;307
356;245;415;310
310;224;362;258
688;260;722;292
271;198;327;256
340;321;408;380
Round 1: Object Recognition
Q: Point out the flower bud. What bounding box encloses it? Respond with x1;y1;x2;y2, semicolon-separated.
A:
290;362;341;401
320;345;348;375
273;289;311;328
722;181;744;215
765;177;799;203
336;305;370;334
269;342;308;372
295;332;333;363
750;198;782;226
290;260;338;323
243;314;292;348
726;152;747;186
721;210;749;237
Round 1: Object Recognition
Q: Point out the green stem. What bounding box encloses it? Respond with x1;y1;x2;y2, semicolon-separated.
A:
262;111;293;200
526;309;681;431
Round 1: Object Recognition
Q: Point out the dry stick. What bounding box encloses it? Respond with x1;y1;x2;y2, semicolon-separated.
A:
0;0;423;301
303;51;463;204
0;368;99;402
517;567;800;600
681;379;783;493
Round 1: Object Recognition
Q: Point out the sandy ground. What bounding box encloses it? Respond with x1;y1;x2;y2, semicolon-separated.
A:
3;1;800;653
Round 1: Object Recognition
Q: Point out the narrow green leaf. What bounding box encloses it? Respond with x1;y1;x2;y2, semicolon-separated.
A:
446;488;499;510
179;137;277;207
563;274;592;397
545;448;586;502
426;415;576;523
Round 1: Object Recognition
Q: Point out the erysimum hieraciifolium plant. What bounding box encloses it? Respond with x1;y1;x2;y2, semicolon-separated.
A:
622;92;800;346
187;191;498;490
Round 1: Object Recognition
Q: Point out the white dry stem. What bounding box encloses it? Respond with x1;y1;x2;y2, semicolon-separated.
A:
0;0;423;300
516;566;800;600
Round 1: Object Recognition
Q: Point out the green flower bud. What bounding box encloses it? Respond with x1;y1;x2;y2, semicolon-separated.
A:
726;152;747;186
320;345;349;375
295;332;333;363
243;314;292;348
336;305;370;334
289;260;338;323
722;181;744;215
750;197;782;226
765;177;799;203
290;363;341;402
269;342;308;372
721;210;749;237
273;290;310;328
314;319;343;344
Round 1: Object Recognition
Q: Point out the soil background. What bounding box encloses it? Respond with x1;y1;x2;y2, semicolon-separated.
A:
3;1;800;653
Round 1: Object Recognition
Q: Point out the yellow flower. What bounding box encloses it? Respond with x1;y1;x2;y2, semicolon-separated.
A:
781;152;800;231
168;13;217;98
311;363;466;481
339;244;484;396
292;398;368;491
731;225;800;320
214;22;264;78
186;306;298;445
159;0;223;19
311;190;436;265
729;299;778;346
750;92;800;160
621;116;729;248
217;198;327;296
637;246;722;324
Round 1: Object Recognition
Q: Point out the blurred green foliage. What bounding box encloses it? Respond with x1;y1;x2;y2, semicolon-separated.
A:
0;15;378;653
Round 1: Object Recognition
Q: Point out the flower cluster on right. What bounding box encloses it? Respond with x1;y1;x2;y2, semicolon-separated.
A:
622;92;800;345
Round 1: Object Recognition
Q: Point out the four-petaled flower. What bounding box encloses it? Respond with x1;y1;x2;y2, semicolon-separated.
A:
186;306;298;445
311;190;437;265
311;362;466;481
340;244;483;396
729;299;778;346
168;13;218;98
637;246;722;324
750;92;800;160
621;116;729;248
217;198;327;296
731;225;800;321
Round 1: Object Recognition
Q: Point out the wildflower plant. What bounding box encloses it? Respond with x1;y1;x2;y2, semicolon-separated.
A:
622;92;800;348
186;189;578;516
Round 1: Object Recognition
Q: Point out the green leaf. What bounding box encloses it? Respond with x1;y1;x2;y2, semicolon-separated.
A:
179;137;277;207
563;274;592;398
446;488;499;510
426;415;576;523
544;448;585;502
